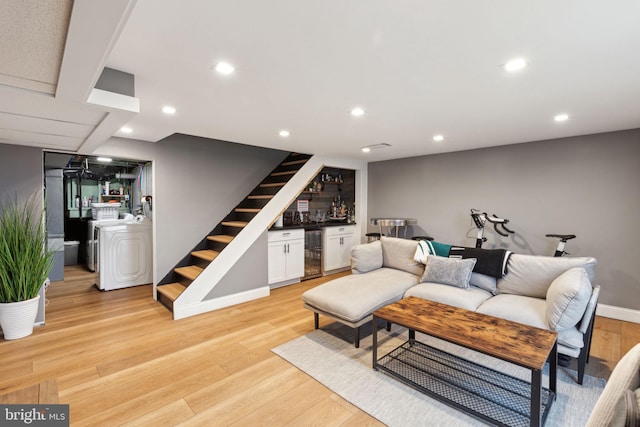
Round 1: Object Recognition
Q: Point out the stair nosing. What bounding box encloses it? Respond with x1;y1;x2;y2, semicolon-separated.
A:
174;265;203;281
191;250;219;262
247;195;274;200
281;159;307;166
270;170;297;176
207;235;234;244
221;221;248;228
157;283;186;301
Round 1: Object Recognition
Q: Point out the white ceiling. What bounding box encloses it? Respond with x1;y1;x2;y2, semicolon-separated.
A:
0;0;138;153
2;1;640;161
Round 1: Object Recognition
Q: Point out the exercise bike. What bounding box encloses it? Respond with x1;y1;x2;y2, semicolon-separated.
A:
470;209;514;248
545;233;577;257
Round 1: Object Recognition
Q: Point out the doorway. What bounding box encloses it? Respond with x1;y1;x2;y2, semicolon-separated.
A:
43;152;153;282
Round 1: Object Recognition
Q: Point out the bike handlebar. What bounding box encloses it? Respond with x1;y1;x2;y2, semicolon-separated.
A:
470;209;514;237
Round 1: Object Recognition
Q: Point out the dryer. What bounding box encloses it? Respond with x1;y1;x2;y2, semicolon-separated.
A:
96;218;152;291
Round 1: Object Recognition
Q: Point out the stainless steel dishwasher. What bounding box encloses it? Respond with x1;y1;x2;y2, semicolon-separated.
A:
303;229;322;280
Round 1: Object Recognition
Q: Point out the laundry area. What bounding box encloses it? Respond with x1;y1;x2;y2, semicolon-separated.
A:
44;153;153;291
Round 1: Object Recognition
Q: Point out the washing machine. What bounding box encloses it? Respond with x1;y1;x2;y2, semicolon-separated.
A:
96;217;153;291
87;219;128;272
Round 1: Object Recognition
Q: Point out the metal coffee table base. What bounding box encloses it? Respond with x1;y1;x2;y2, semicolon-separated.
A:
374;338;555;427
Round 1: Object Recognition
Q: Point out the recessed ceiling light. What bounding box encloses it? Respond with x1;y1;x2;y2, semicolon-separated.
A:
120;126;133;134
554;113;569;122
433;134;444;142
279;130;290;137
351;107;365;117
162;106;176;115
214;61;235;75
504;58;527;72
96;157;112;163
361;143;391;152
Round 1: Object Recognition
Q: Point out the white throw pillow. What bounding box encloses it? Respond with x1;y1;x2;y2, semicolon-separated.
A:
351;240;383;274
421;255;476;289
546;267;592;331
413;240;435;264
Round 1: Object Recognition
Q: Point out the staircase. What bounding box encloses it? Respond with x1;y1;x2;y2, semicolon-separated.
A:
156;153;320;317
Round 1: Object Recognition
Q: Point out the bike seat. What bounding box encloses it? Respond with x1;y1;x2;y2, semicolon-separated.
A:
545;234;576;240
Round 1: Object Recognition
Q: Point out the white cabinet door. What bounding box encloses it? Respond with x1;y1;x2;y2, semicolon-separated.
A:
323;235;343;272
323;225;355;272
268;241;288;284
286;238;305;279
268;229;304;285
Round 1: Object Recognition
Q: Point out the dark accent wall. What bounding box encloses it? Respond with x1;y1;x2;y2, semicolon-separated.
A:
368;129;640;310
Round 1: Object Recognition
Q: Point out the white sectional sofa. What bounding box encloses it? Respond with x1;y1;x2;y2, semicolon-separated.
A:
302;236;600;384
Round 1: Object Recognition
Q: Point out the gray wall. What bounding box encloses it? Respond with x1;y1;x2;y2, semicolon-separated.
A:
97;134;288;287
368;129;640;311
0;144;43;203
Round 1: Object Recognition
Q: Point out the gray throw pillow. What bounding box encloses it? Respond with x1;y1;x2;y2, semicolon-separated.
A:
421;255;477;289
351;240;383;274
470;272;498;295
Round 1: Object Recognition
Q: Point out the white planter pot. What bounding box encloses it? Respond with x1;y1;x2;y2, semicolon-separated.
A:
0;295;40;340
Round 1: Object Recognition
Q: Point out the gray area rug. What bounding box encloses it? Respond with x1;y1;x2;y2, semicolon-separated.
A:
272;324;605;426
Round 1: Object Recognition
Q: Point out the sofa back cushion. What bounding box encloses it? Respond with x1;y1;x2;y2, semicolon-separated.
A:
497;254;597;298
351;240;383;274
380;236;424;276
546;267;593;331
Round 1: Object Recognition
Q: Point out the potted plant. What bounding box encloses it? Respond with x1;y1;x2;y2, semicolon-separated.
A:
0;194;54;340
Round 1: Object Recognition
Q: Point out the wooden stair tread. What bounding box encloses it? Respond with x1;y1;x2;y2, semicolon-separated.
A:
259;182;286;188
191;250;219;262
221;221;248;227
247;195;273;200
236;208;261;213
174;265;203;281
281;159;307;166
157;283;187;301
207;234;234;244
270;170;297;176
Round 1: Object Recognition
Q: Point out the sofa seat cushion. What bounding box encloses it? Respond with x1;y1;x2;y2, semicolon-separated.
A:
557;326;585;350
405;283;492;311
301;268;419;323
497;254;597;298
477;294;584;351
477;294;548;329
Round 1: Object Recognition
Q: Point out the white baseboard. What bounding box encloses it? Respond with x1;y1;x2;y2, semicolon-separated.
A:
596;304;640;324
173;286;271;320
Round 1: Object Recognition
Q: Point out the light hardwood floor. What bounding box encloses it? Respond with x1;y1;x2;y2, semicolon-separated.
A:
1;265;639;426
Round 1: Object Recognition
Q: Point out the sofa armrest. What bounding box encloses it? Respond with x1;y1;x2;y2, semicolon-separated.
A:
579;285;600;334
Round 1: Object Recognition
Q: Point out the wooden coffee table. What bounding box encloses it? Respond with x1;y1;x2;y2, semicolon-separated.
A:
372;297;557;427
